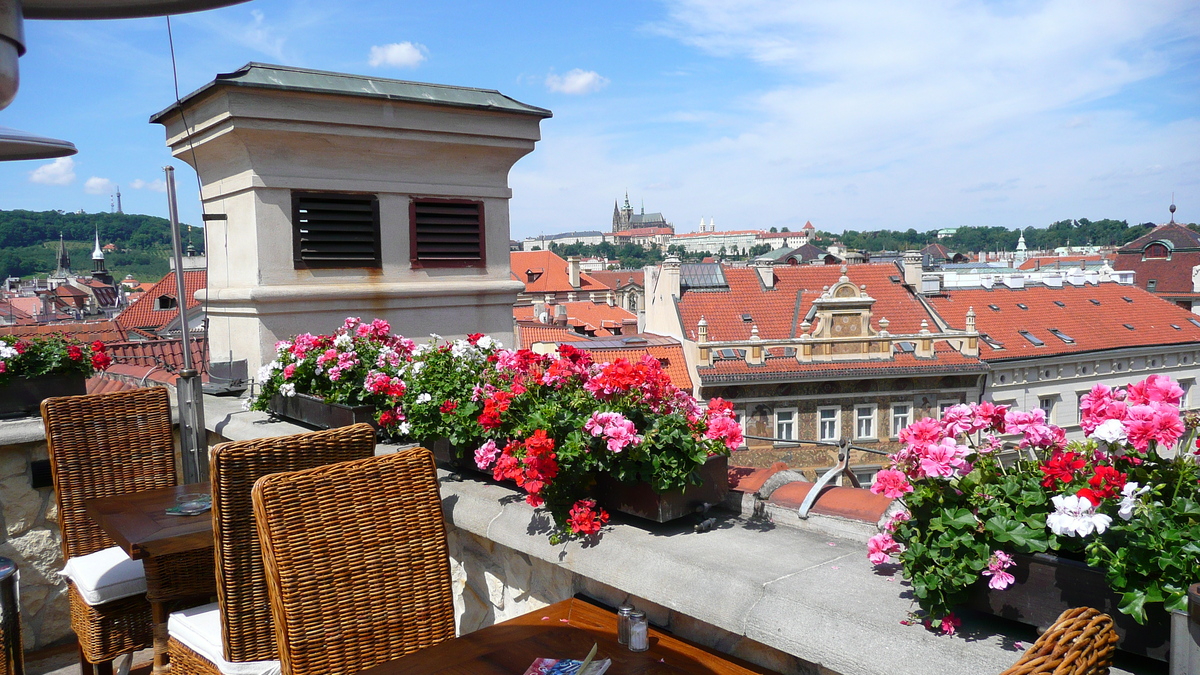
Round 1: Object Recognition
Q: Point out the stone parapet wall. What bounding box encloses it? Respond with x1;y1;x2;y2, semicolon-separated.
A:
0;420;71;651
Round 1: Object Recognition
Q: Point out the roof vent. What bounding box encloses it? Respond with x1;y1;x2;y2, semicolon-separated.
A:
1089;299;1100;306
1053;300;1065;308
1122;296;1133;303
1122;324;1135;331
1018;330;1045;346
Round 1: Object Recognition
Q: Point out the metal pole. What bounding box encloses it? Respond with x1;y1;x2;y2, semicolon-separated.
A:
164;166;207;484
0;557;22;675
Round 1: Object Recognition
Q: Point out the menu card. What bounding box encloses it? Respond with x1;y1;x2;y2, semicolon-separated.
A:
522;657;612;675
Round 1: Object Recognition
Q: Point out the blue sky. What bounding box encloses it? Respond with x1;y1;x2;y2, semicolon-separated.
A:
1;0;1197;240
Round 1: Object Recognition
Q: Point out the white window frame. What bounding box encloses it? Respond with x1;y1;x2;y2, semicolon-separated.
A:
1038;396;1057;423
818;406;840;442
1180;380;1194;409
891;403;912;438
854;404;877;440
937;400;957;417
775;408;797;441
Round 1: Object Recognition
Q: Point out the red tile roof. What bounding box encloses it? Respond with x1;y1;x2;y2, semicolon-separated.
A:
0;320;126;343
678;264;934;343
516;323;589;350
514;302;636;337
1119;222;1200;250
510;251;610;294
105;338;208;375
587;270;644;290
1017;255;1104;271
115;270;206;333
697;345;985;385
1113;224;1200;296
672;230;763;239
86;376;138;394
927;282;1200;361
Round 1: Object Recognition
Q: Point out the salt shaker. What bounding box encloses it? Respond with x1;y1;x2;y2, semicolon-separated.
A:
616;604;635;645
627;610;649;652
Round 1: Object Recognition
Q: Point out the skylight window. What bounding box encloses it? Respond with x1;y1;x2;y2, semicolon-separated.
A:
979;333;1004;350
741;313;753;322
1123;324;1135;331
1016;303;1028;310
1172;324;1182;330
988;304;1000;312
1053;301;1065;307
889;275;900;283
1190;318;1200;329
896;341;916;353
1018;330;1045;347
1122;296;1133;303
1089;299;1100;306
1048;329;1075;344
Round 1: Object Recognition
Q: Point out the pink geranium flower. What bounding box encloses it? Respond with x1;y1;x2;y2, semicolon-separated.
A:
870;469;914;499
917;438;970;479
705;415;743;451
867;532;902;565
981;550;1016;590
474;440;499;470
940;404;980;437
1126;374;1184;406
1003;408;1046;435
1125;402;1184;452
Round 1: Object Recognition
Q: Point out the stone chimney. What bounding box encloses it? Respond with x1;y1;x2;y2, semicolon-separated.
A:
697;316;710;365
568;255;581;289
532;298;545;323
751;258;775;289
747;325;763;365
903;250;923;287
554;303;568;326
150;63;549;373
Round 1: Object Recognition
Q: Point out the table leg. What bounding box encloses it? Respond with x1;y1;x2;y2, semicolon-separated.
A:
151;600;170;674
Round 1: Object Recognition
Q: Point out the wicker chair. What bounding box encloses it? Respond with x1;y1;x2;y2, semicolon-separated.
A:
253;449;455;675
166;423;377;675
1000;607;1118;675
42;387;215;674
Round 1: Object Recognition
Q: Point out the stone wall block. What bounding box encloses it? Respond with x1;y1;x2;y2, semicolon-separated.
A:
1;474;40;536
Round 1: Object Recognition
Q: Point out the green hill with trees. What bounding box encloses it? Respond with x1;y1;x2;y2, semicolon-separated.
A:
0;209;202;282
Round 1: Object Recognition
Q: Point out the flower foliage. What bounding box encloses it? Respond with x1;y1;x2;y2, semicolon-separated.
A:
867;375;1200;629
0;334;109;386
251;319;737;542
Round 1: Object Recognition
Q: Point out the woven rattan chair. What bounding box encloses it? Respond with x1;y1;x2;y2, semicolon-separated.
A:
43;387;213;674
253;448;454;675
166;423;377;675
1000;607;1118;675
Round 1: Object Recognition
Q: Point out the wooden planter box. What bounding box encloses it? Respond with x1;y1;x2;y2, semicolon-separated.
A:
967;552;1172;661
596;455;729;523
0;373;86;419
268;393;377;430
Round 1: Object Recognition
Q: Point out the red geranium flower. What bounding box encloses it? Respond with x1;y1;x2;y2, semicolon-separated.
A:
566;499;609;536
1084;465;1127;500
91;352;112;370
439;400;458;414
66;345;83;361
1039;451;1085;489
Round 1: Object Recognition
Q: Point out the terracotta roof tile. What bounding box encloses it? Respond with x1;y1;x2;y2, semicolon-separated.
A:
698;349;985;385
516;324;589;350
115;270;206;333
514;302;635;337
587;270;644;289
104;338;209;375
927;282;1200;361
1119;222;1200;250
0;320;126;343
510;251;610;294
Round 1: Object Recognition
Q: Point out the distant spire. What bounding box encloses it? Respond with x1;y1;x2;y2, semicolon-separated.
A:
1169;195;1176;224
54;233;71;277
640;198;644;216
115;186;122;214
92;227;104;260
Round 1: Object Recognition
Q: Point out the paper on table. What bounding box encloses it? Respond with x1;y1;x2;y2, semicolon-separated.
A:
521;657;611;675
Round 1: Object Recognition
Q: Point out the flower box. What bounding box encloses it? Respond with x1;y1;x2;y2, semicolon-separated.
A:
967;552;1170;661
0;373;86;419
267;393;377;430
596;455;729;523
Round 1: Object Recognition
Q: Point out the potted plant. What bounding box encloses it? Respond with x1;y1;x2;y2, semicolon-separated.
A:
864;375;1197;660
0;334;110;418
251;318;743;542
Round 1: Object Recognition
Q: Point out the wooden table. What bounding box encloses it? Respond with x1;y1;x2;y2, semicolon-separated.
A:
358;597;780;675
85;485;215;674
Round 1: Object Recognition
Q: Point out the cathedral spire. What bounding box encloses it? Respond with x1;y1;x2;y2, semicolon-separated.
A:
54;233;71;278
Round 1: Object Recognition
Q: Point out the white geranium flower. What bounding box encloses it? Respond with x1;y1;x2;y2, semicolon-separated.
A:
477;335;497;350
396;421;411;436
333;333;353;349
280;383;297;397
1092;418;1127;446
416;393;432;404
1117;482;1151;521
409;361;424;375
413;343;432;357
0;340;19;360
451;341;473;359
256;361;280;382
1047;494;1112;538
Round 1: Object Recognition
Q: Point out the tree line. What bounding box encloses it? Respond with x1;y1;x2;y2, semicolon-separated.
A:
830;218;1185;253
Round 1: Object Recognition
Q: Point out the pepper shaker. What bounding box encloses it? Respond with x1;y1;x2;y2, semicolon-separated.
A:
617;604;635;645
627;610;649;652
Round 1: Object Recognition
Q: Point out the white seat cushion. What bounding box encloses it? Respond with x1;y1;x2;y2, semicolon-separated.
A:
168;603;281;675
60;546;147;606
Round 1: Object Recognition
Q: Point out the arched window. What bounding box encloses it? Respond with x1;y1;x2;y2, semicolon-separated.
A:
1144;243;1169;259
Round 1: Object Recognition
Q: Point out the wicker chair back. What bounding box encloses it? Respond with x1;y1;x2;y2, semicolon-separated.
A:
253;448;454;675
1000;607;1118;675
42;388;177;561
211;423;376;663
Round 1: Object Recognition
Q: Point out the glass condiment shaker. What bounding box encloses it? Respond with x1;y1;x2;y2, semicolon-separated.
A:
617;604;635;645
627;610;649;652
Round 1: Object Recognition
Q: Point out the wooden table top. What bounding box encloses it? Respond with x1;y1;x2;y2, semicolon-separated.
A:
84;485;214;560
358;597;779;675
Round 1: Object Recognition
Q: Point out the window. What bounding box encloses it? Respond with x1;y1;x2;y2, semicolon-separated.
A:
1147;280;1157;292
1039;397;1056;421
775;409;796;441
891;404;912;437
818;407;840;441
410;198;485;268
1182;381;1194;408
1018;330;1045;346
293;192;381;269
154;295;177;311
1048;328;1074;344
855;405;877;440
1016;303;1028;310
1144;243;1169;259
938;400;957;416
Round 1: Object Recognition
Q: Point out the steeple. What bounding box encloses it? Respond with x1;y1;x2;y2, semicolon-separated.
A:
91;227;114;285
1014;232;1028;265
54;233;71;278
92;227;104;261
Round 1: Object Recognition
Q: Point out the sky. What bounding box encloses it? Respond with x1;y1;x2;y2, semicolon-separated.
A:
0;0;1197;240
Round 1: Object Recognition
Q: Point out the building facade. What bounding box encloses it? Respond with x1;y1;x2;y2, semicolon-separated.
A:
1112;207;1200;313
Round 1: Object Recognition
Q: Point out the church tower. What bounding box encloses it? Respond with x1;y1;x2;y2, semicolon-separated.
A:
53;233;72;278
91;227;114;286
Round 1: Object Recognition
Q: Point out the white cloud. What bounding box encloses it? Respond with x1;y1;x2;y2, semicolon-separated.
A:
28;157;76;186
84;177;115;195
130;178;167;193
368;42;428;68
545;69;610;95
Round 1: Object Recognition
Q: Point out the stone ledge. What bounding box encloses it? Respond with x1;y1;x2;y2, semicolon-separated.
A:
0;417;46;446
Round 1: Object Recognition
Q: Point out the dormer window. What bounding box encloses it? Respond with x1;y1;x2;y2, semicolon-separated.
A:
1143;243;1169;259
154;295;177;311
